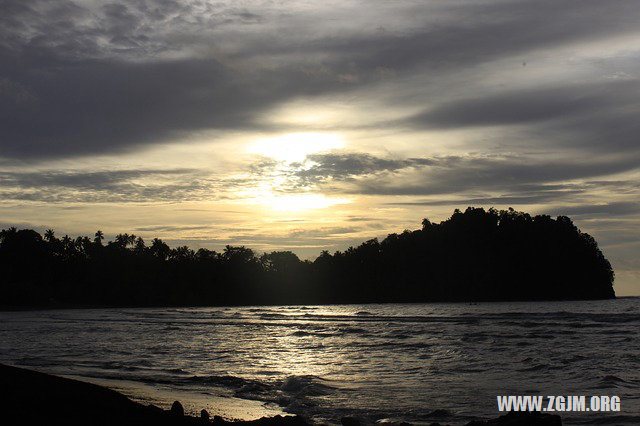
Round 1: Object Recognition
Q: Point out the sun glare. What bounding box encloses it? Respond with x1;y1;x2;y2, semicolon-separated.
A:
264;194;350;212
236;183;351;213
237;133;351;212
247;132;345;163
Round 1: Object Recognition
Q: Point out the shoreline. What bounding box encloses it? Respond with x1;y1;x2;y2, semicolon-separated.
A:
0;363;304;426
0;295;627;313
1;363;561;425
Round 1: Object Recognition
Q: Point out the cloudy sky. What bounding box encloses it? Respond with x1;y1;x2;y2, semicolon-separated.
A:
1;0;639;295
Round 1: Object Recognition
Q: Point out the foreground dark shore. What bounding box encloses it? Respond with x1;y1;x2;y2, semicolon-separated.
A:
1;364;561;426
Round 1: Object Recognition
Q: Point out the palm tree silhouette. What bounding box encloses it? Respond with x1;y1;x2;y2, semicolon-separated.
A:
94;230;104;245
44;229;56;242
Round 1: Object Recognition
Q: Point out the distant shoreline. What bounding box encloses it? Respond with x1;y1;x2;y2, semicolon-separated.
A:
1;295;630;313
1;208;616;308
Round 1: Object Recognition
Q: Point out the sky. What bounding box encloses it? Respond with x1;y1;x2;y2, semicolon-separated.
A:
1;0;639;295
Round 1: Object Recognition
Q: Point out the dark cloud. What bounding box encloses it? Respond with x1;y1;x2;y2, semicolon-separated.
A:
386;189;586;207
236;0;640;74
296;153;434;181
0;1;360;159
350;156;640;197
277;152;640;198
2;0;640;159
546;202;640;217
407;81;638;129
0;54;352;158
0;169;194;189
0;168;237;203
345;216;378;222
548;108;640;153
401;80;640;156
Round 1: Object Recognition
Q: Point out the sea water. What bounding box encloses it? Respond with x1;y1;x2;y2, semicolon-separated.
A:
1;299;639;425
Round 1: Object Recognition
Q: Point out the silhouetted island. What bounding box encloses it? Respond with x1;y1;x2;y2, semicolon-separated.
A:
0;207;614;309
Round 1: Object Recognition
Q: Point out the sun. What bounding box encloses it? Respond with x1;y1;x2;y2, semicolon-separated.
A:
247;132;345;163
238;132;351;212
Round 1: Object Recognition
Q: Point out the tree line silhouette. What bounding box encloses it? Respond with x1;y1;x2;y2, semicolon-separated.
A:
0;207;615;308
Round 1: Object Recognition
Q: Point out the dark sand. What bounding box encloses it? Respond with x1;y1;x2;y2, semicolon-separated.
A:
0;363;560;425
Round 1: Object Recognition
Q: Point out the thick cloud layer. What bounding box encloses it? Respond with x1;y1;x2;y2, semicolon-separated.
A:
2;0;640;158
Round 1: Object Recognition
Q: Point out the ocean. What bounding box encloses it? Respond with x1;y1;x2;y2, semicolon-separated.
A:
1;299;639;425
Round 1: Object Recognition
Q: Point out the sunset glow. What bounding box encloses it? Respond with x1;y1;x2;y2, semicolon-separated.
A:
1;0;639;295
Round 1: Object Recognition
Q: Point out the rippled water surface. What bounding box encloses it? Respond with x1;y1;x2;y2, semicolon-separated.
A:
1;299;639;425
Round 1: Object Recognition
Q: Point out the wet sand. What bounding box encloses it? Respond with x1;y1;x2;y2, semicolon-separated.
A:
0;363;306;426
0;363;561;425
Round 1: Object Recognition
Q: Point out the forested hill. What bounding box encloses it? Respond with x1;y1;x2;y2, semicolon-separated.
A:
0;207;615;308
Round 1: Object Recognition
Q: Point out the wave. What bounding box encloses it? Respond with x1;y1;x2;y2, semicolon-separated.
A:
421;409;453;418
594;375;628;389
280;375;334;396
185;374;262;388
290;330;312;337
177;373;337;407
5;300;640;425
517;364;548;372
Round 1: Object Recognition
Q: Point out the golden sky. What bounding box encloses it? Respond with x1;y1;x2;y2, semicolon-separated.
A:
1;0;639;295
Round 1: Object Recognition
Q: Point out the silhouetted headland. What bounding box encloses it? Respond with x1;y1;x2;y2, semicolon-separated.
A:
0;207;614;309
0;363;562;425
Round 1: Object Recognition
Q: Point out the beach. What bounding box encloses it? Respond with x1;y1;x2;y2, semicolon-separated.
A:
1;363;563;425
1;302;636;424
1;363;309;426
